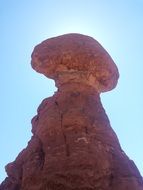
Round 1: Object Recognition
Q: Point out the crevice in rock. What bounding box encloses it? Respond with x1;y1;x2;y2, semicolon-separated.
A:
39;147;45;170
61;114;70;157
35;135;45;170
85;126;88;134
109;173;114;187
55;101;70;157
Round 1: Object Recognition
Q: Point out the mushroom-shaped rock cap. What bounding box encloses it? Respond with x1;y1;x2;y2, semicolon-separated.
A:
31;33;119;93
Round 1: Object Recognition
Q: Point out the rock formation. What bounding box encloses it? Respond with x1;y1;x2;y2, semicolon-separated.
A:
1;33;143;190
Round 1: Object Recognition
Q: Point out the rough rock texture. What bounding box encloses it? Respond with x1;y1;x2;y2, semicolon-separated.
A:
1;33;143;190
31;33;119;93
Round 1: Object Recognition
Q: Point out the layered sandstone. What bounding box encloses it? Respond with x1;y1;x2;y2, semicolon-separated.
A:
0;34;143;190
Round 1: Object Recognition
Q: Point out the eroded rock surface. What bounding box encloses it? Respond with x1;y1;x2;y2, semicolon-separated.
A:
1;34;143;190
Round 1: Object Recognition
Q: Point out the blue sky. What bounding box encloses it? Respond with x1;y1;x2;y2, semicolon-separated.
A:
0;0;143;182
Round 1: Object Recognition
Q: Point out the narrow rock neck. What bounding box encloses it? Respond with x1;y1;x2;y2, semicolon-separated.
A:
54;71;102;93
56;82;99;96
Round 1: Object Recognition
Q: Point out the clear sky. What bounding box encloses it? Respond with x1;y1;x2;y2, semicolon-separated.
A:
0;0;143;183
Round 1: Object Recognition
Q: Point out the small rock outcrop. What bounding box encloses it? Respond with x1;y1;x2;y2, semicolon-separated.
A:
1;33;143;190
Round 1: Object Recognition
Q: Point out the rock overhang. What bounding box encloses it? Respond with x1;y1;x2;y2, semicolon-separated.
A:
31;33;119;93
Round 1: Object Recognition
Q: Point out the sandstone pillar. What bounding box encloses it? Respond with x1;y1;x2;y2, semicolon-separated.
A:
1;34;143;190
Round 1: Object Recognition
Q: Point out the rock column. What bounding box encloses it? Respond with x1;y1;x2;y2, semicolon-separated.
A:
1;34;143;190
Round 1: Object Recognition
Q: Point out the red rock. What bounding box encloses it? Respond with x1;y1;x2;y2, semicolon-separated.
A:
1;33;143;190
31;33;119;93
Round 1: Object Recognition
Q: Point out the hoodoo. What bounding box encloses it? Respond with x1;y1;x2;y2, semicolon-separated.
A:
1;34;143;190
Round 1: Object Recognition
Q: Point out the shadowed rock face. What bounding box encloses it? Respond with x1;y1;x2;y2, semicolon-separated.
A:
1;33;143;190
